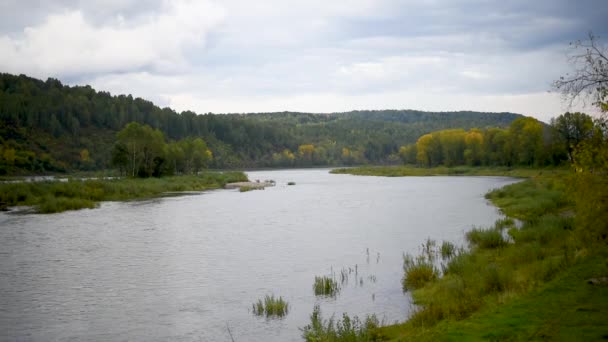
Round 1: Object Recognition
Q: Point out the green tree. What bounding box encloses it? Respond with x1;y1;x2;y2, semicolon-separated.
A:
116;122;166;177
551;112;594;163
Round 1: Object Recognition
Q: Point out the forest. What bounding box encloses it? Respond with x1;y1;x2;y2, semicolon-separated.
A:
0;72;523;175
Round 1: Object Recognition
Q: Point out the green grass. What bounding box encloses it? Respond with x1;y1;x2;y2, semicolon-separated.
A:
402;253;439;292
368;172;608;341
323;168;606;341
330;165;569;178
0;171;248;213
301;305;381;342
378;253;608;341
485;174;572;221
314;276;340;297
252;295;289;318
465;227;508;249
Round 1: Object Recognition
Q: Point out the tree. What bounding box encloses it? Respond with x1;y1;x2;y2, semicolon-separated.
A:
552;32;608;109
553;33;608;243
298;144;315;164
509;117;545;166
111;143;128;176
551;112;594;163
116;122;166;177
398;144;417;164
464;129;484;166
416;134;440;167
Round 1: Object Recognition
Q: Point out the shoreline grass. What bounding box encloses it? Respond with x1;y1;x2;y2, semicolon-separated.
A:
316;166;607;341
330;165;570;178
0;171;248;213
370;171;608;340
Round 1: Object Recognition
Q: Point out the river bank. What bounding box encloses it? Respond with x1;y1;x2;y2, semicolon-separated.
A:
315;167;607;341
0;171;247;213
331;165;569;178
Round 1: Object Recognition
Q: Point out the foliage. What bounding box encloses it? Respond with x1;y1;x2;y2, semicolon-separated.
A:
408;116;565;168
251;295;289;318
0;72;524;174
300;305;381;342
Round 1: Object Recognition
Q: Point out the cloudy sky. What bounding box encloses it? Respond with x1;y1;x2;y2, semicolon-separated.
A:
1;0;606;121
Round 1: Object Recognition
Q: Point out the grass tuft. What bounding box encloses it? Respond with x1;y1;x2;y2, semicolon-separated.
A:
466;227;508;249
313;276;340;297
301;305;381;342
252;295;289;318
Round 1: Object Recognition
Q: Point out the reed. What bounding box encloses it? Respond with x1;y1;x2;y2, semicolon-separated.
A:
251;295;289;318
313;276;340;297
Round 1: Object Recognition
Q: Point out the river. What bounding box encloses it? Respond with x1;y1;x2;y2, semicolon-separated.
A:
0;169;518;341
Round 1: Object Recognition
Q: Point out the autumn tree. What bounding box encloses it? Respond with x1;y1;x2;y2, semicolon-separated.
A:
464;129;484;166
553;33;608;243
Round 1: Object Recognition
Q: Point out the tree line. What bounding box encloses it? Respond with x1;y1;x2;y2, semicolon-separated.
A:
0;72;523;174
397;113;597;168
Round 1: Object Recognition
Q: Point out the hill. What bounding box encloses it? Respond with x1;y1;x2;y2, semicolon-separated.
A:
0;73;524;174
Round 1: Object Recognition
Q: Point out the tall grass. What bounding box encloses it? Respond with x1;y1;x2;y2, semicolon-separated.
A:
301;305;380;342
387;175;579;336
402;253;438;291
465;227;508;249
0;171;248;213
252;295;289;318
314;276;340;297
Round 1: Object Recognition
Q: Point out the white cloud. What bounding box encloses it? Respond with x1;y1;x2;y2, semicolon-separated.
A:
1;0;604;122
0;0;224;78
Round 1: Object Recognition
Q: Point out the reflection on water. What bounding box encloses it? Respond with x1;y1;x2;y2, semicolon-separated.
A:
0;169;518;341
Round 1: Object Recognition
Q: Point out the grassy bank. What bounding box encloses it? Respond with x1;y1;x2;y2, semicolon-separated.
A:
0;171;248;213
330;165;568;178
311;167;607;341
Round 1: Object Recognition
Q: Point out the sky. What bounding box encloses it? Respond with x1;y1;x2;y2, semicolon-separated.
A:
0;0;606;122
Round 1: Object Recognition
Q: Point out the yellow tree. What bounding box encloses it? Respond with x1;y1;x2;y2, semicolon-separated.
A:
416;134;435;167
438;129;466;166
464;129;484;166
298;144;315;164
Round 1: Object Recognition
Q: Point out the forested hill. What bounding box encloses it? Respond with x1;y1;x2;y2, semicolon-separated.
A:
0;73;524;174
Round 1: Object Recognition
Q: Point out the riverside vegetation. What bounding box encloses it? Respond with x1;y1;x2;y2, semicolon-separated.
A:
306;34;608;339
305;167;607;341
0;171;247;213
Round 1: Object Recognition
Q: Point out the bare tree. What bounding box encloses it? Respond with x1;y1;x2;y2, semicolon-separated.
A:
553;32;608;110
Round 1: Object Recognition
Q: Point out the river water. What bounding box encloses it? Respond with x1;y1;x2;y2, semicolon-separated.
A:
0;169;518;341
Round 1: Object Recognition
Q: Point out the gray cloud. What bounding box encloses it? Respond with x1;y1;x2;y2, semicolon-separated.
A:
0;0;606;121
